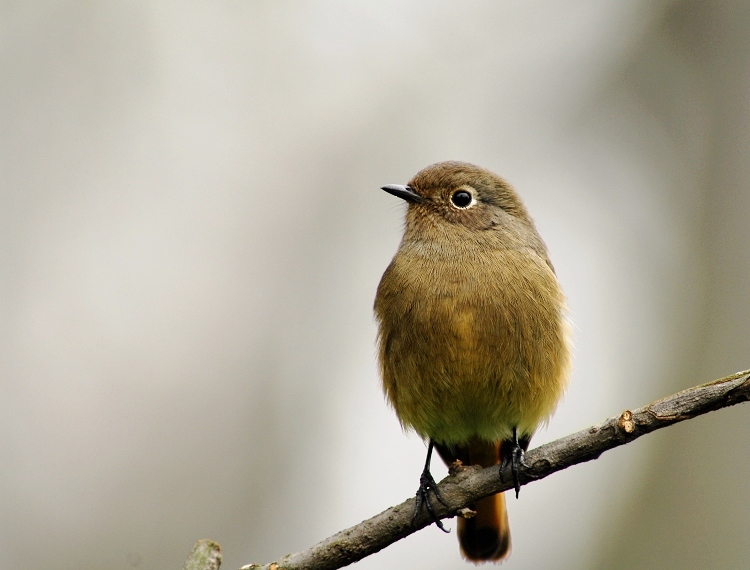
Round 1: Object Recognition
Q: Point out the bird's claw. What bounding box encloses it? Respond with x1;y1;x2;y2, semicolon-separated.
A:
500;427;529;499
413;469;450;533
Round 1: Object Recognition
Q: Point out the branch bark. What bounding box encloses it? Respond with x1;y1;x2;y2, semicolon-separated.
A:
184;539;222;570
235;369;750;570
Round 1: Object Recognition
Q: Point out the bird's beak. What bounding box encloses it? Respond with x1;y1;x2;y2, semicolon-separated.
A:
381;184;423;204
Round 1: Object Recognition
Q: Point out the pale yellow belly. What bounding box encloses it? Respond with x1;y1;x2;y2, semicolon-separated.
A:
376;249;571;445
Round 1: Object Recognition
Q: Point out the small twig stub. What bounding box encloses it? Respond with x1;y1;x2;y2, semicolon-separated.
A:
618;410;635;433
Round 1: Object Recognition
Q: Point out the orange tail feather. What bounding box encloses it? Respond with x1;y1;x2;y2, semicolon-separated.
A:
448;440;511;563
458;491;510;562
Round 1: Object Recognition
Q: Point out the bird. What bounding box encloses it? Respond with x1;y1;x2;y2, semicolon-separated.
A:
374;161;571;563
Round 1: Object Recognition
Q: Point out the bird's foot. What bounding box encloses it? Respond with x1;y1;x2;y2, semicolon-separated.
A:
499;427;530;499
413;467;450;533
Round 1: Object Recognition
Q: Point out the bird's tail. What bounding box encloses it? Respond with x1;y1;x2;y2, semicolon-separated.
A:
458;486;510;562
438;440;511;563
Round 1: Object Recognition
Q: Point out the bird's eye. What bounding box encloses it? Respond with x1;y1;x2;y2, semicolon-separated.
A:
450;190;474;209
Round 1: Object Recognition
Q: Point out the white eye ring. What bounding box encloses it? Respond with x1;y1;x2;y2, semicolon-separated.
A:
450;188;477;209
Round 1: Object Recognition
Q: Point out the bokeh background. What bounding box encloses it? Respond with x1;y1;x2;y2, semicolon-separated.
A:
2;2;750;569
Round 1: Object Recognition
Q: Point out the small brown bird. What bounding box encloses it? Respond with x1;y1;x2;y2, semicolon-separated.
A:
374;161;571;563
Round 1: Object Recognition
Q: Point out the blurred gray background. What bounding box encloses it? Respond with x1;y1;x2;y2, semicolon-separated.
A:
2;1;749;569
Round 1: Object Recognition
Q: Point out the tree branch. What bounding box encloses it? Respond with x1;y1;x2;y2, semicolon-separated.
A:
234;369;750;570
184;539;222;570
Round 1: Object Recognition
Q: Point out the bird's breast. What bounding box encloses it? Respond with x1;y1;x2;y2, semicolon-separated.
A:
374;244;570;444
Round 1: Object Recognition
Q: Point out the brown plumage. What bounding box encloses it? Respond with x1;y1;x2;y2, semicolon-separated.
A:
374;161;571;563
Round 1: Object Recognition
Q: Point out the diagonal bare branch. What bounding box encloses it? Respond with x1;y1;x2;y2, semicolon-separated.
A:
233;369;750;570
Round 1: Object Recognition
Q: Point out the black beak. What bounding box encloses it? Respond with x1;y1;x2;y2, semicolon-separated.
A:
381;184;423;204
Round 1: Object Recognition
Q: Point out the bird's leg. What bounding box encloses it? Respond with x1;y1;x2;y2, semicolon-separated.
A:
499;427;531;499
413;440;450;532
